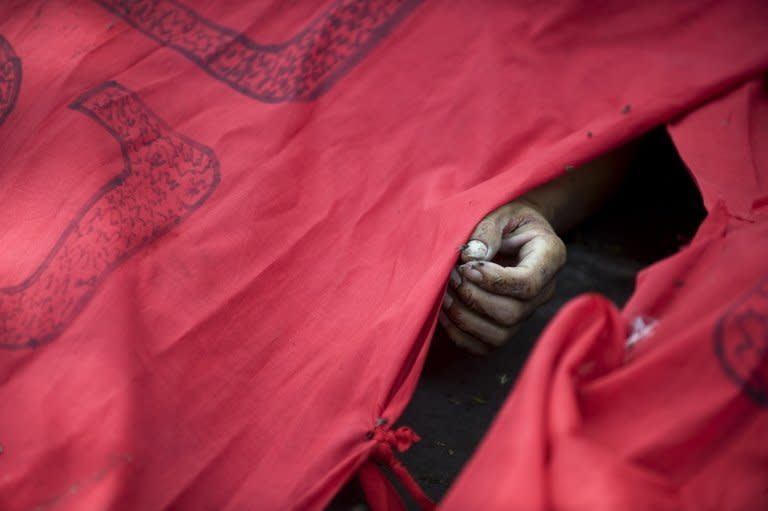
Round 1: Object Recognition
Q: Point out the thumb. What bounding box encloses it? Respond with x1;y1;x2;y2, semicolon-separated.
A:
461;208;506;263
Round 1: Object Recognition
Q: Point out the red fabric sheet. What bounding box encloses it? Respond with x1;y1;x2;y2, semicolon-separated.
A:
441;75;768;511
0;1;766;510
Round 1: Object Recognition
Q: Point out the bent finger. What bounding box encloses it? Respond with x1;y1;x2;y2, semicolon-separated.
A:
458;260;542;299
452;276;535;327
459;236;564;298
438;311;489;355
443;289;510;346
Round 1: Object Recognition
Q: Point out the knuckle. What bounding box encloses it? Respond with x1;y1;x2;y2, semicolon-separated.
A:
478;217;496;228
459;287;483;314
496;268;537;298
456;282;473;301
484;328;510;347
474;218;496;237
440;319;462;343
445;305;465;328
552;237;567;265
517;278;538;299
491;273;507;292
499;304;523;327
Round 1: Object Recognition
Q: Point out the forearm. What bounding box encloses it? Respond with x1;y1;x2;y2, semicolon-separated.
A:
520;142;636;233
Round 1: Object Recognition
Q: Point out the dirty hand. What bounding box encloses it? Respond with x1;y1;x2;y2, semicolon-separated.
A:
440;199;566;354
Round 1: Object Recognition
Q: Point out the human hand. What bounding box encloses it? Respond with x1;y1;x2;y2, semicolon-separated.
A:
440;199;566;354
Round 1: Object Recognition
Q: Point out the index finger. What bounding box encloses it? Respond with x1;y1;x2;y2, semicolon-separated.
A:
459;234;565;299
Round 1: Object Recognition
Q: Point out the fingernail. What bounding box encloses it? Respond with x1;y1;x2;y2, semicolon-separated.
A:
449;269;462;288
442;291;453;309
460;264;483;282
463;240;488;260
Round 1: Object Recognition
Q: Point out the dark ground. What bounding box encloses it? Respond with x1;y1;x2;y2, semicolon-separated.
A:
327;129;706;510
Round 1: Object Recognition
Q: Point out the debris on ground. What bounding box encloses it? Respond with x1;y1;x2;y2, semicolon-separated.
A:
470;395;488;405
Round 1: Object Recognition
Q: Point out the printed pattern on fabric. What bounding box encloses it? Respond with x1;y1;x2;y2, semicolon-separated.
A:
715;274;768;407
95;0;422;102
0;35;21;126
0;81;220;349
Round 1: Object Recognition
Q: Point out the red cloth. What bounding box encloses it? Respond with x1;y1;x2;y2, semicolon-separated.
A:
440;77;768;511
0;1;766;510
